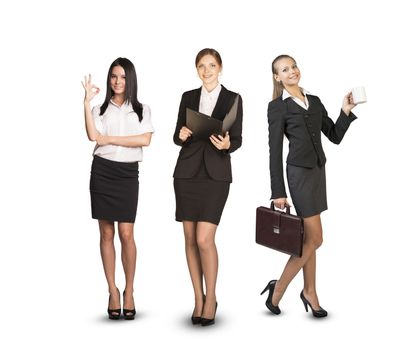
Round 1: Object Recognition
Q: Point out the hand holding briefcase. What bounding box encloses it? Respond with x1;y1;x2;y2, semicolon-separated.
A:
255;202;304;257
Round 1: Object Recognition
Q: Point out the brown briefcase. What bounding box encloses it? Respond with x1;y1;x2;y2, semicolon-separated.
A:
255;202;304;257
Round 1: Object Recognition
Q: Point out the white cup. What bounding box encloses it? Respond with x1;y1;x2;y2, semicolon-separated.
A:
351;86;367;104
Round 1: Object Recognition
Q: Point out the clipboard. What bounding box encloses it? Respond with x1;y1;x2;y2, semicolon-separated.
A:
186;95;239;139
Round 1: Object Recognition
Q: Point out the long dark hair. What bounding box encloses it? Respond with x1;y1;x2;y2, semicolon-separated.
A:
271;54;296;100
100;57;143;122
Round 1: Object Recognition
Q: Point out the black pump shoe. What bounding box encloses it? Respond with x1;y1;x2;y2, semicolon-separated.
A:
107;290;121;320
123;290;136;320
201;302;218;327
191;295;206;325
260;280;281;315
300;290;328;318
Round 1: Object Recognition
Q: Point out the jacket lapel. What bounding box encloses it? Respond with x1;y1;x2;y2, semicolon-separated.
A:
211;85;230;121
285;97;307;115
191;88;201;111
306;95;322;115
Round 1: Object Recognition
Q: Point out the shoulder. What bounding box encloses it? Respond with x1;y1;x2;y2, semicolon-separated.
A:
220;85;240;99
307;94;322;104
141;103;151;115
268;96;286;113
181;87;201;99
92;104;102;117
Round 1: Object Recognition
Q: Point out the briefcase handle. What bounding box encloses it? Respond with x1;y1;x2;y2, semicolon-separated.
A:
270;201;291;214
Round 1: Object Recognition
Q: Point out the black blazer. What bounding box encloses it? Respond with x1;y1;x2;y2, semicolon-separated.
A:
268;93;357;199
173;85;243;182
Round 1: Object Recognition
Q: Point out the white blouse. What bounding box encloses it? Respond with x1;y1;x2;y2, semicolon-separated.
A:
92;100;154;162
199;84;222;115
282;88;310;110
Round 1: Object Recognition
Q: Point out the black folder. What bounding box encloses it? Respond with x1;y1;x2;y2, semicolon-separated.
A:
186;95;239;139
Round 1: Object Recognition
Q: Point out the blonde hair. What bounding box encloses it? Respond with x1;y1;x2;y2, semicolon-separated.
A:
271;54;296;100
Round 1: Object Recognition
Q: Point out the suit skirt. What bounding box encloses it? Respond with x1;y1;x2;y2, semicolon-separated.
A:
90;155;139;223
174;163;230;225
286;164;327;218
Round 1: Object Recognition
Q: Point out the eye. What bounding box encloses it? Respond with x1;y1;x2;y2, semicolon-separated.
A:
210;64;216;68
282;67;288;73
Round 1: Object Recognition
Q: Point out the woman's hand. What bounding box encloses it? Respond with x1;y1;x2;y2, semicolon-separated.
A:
342;92;356;116
96;134;110;146
179;126;193;142
82;74;100;103
210;131;230;150
273;197;290;210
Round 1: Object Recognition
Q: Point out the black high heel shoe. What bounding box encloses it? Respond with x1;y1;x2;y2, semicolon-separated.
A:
201;302;218;327
123;290;136;320
300;290;328;318
260;280;281;315
107;289;121;320
191;295;206;325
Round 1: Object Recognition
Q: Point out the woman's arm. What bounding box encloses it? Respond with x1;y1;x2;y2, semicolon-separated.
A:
97;133;152;147
82;74;100;142
268;101;287;199
173;92;193;146
321;93;357;145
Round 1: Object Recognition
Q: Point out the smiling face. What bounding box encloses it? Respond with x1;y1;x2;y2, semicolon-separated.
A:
110;65;126;96
273;57;300;88
196;54;222;89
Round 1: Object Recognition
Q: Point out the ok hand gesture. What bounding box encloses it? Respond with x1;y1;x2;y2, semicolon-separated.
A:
82;74;100;103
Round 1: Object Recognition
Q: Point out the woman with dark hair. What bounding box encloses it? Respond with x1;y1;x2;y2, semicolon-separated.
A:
82;57;154;320
261;54;357;317
173;48;243;326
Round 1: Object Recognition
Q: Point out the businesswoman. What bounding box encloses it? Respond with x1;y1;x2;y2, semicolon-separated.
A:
261;54;357;317
173;48;243;326
82;57;154;320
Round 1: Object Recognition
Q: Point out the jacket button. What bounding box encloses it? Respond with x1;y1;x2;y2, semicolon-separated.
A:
312;133;315;136
304;114;309;118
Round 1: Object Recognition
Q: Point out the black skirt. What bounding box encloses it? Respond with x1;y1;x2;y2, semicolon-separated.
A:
286;164;327;218
174;164;230;225
90;155;139;223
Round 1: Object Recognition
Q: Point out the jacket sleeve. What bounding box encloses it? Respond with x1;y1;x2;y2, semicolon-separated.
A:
268;101;287;199
226;94;243;154
320;100;357;145
173;92;193;147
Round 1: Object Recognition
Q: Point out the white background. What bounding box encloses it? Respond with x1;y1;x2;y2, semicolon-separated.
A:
1;0;419;348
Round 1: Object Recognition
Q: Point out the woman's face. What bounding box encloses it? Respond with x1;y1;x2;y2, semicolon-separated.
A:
274;57;300;87
196;54;222;87
110;65;126;96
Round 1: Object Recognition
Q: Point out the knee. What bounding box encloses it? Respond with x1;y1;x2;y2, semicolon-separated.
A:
184;234;197;248
307;231;323;250
196;235;214;252
119;229;134;245
313;235;323;249
100;228;115;243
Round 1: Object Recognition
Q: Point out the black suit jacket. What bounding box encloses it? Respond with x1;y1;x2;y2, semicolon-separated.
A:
268;94;357;199
173;85;243;182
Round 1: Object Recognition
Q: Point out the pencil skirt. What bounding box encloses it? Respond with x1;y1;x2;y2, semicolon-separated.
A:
90;155;139;223
286;164;327;218
173;165;230;225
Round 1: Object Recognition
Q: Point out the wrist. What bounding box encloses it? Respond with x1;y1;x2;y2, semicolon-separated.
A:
342;107;351;116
